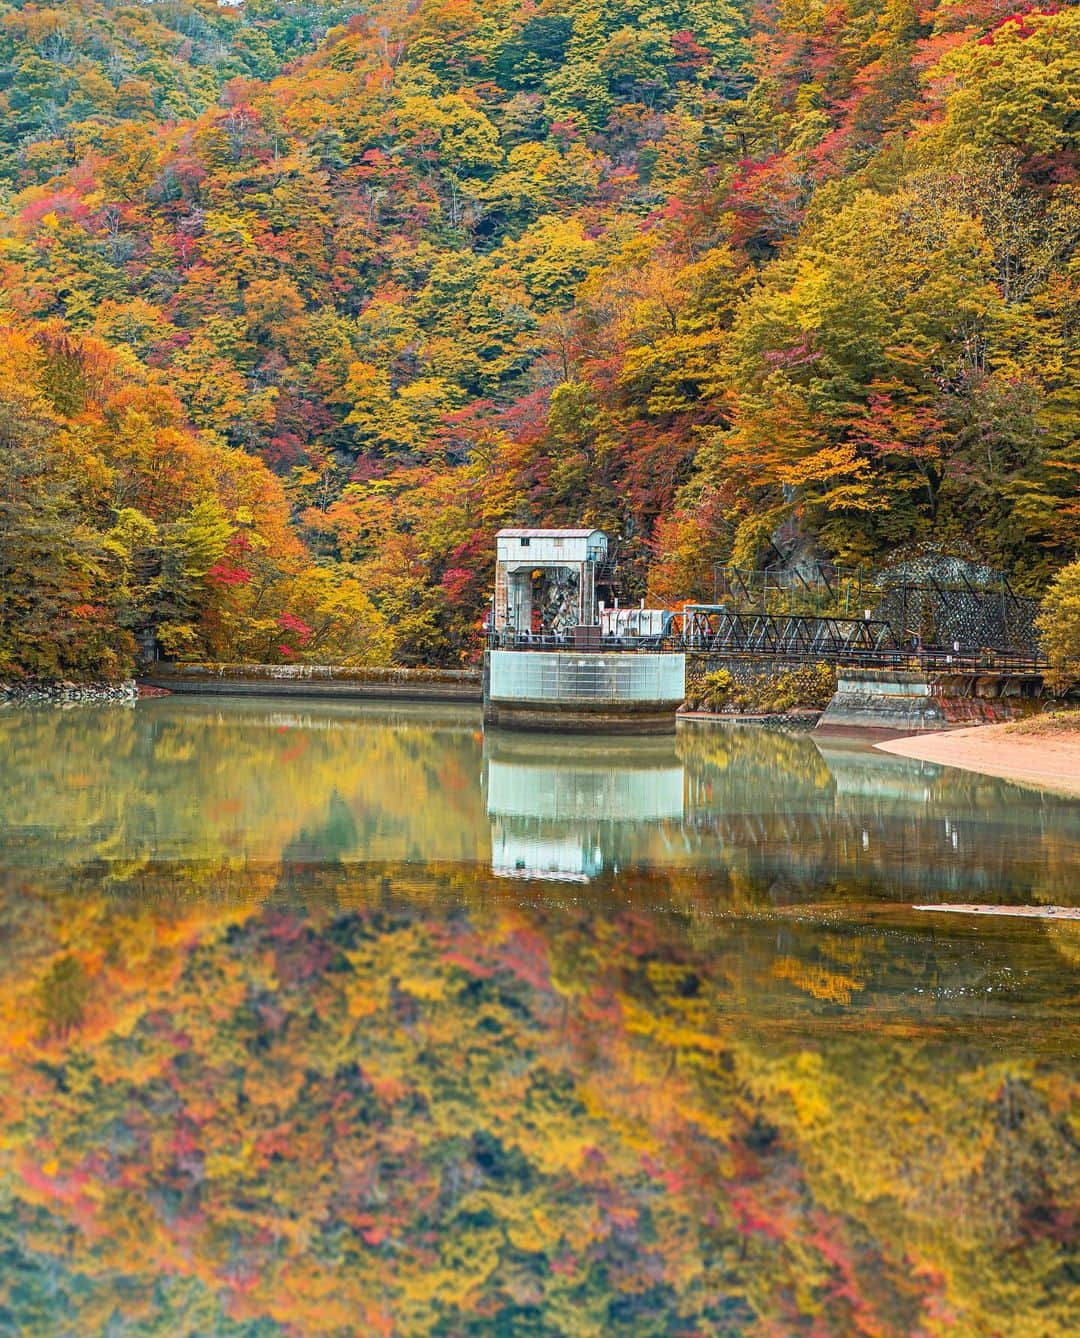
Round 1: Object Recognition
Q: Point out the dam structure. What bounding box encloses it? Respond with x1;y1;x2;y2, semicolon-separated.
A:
483;528;686;734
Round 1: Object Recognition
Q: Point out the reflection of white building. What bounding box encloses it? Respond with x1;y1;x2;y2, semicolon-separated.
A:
487;761;684;822
492;830;603;883
485;743;684;882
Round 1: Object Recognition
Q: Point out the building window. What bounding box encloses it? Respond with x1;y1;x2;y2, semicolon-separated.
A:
520;537;530;547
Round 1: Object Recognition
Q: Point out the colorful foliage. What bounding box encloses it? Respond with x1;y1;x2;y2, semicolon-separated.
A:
0;0;1077;665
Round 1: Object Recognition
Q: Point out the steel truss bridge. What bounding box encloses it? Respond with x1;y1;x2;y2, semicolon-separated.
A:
491;606;1045;671
493;612;1044;669
680;606;895;661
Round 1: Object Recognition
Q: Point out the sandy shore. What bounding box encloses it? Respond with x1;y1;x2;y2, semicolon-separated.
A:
912;903;1080;920
876;719;1080;798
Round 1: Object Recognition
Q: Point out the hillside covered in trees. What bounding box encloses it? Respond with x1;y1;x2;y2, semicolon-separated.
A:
1;0;1077;673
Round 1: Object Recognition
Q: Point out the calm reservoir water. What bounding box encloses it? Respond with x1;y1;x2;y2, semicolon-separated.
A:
0;698;1077;1335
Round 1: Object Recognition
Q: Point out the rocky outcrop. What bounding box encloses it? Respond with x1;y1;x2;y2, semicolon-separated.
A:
678;709;822;731
0;680;138;706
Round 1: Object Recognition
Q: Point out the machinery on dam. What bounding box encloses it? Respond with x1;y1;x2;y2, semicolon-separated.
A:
486;527;686;732
484;529;1047;733
489;532;1043;670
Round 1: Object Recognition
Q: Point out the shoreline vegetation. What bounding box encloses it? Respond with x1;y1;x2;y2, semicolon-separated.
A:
142;661;481;685
877;715;1080;799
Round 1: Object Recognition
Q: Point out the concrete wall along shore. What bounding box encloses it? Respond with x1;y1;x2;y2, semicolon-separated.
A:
816;667;1043;732
137;659;1058;732
148;655;687;732
141;663;482;703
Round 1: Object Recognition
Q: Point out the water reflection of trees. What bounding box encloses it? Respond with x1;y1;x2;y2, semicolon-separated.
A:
0;700;490;871
3;705;1079;909
0;858;1076;1335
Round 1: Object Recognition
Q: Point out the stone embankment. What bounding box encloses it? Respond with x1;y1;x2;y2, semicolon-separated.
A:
0;680;137;706
679;657;835;729
141;662;482;703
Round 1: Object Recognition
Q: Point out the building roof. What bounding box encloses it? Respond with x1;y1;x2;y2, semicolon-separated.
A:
496;527;604;539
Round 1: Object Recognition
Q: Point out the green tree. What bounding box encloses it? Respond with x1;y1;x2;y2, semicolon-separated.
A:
1037;560;1080;685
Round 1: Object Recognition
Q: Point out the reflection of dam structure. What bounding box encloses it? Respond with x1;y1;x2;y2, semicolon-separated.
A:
483;724;1080;901
680;727;1080;901
484;736;684;881
6;697;1075;908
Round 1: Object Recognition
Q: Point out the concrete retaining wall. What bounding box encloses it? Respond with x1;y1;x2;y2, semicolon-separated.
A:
817;671;947;733
141;663;482;703
817;668;1034;733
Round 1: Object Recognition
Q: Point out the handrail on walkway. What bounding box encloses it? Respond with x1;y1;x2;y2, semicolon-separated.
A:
488;629;1046;674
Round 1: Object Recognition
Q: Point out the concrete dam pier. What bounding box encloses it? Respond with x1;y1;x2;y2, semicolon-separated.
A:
484;526;686;733
483;649;687;734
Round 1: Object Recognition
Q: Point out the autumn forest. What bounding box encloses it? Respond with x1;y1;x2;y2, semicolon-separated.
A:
1;0;1078;674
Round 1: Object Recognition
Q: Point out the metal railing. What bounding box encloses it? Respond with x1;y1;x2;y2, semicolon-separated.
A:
489;623;1046;674
681;607;895;659
490;630;675;653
